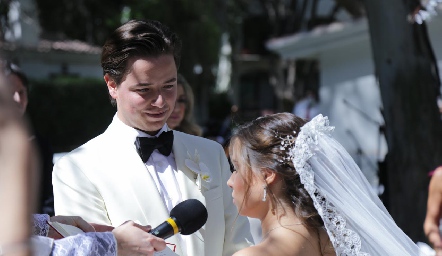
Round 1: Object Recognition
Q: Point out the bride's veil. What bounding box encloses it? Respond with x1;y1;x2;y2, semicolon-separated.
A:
290;114;420;255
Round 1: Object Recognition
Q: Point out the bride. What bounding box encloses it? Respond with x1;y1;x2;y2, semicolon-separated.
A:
227;113;420;255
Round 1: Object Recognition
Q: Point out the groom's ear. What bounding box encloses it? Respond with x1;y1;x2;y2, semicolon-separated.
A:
262;168;277;184
104;74;118;99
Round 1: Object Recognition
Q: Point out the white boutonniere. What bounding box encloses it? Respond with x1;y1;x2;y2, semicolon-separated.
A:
185;149;212;190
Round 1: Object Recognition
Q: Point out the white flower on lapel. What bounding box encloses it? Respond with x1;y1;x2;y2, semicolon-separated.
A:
185;149;212;190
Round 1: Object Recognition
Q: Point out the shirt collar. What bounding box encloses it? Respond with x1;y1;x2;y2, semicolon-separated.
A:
112;114;170;143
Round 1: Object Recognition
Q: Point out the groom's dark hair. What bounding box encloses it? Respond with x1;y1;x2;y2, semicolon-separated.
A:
101;19;182;106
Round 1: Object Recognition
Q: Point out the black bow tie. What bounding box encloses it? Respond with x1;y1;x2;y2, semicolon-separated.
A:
135;131;174;162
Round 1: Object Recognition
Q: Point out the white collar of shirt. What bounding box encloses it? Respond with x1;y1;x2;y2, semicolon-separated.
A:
112;113;170;141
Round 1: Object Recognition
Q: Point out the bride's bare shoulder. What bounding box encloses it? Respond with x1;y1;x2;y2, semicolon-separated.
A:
233;240;323;256
232;228;335;256
231;244;272;256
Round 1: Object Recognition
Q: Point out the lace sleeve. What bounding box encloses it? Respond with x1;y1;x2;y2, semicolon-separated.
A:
32;214;50;236
51;232;117;256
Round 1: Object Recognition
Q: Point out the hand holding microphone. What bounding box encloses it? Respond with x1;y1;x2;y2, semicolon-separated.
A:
112;199;207;256
112;220;166;256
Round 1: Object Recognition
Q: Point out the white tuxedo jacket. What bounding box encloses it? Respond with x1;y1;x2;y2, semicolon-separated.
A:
53;117;253;256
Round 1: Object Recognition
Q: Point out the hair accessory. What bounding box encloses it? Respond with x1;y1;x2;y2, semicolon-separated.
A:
262;185;267;202
276;131;296;163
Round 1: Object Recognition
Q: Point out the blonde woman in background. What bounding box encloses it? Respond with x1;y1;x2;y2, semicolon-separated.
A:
167;74;202;136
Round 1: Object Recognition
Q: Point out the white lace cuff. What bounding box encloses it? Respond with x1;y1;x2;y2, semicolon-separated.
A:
32;214;50;236
51;232;117;256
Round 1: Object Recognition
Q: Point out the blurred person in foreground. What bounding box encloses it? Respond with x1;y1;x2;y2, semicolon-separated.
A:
52;19;253;256
167;73;202;136
227;113;421;255
0;69;166;255
2;60;55;216
0;65;35;256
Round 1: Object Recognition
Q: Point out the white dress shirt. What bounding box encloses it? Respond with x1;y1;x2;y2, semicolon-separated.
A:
113;116;187;254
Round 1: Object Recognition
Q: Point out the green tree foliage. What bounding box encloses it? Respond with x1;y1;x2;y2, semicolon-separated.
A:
35;0;124;44
34;0;222;83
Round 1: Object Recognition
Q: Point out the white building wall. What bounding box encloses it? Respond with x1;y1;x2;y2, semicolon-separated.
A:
5;0;41;46
3;0;102;80
428;15;442;94
267;15;442;189
319;39;385;185
4;51;102;79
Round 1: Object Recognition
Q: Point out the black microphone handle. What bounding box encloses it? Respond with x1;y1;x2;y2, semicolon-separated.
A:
149;217;181;239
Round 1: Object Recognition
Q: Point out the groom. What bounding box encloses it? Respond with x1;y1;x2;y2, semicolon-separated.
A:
52;19;253;256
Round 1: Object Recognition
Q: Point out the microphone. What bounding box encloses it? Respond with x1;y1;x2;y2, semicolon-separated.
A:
149;199;208;239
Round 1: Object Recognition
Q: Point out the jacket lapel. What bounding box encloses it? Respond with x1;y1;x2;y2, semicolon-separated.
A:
172;132;206;254
172;132;205;203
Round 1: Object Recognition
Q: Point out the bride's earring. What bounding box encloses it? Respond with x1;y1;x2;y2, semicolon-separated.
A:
262;185;267;201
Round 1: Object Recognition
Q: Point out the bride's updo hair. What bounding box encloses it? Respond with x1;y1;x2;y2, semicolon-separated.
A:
229;112;323;228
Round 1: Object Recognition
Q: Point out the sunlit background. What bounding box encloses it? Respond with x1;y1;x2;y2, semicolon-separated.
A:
2;0;442;242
